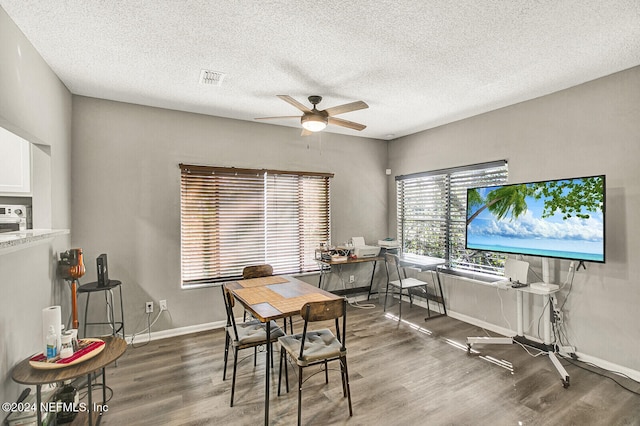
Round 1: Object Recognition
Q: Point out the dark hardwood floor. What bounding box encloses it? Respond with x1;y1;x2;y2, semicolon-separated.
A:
97;301;640;425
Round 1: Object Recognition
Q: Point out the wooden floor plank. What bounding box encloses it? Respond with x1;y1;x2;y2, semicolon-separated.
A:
94;302;640;425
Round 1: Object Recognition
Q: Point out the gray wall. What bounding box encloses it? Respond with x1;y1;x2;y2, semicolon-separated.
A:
0;7;72;404
387;66;640;376
70;96;388;334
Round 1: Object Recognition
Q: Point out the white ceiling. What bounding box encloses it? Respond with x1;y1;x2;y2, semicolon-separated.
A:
2;1;639;140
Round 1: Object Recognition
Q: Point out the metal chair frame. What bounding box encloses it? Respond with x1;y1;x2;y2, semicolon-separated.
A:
384;253;435;320
277;298;352;425
221;285;283;407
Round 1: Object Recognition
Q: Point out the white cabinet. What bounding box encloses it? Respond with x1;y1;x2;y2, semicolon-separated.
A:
0;126;31;194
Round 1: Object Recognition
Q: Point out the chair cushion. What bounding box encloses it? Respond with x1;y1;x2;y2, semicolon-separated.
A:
389;277;427;289
279;329;345;366
227;320;284;346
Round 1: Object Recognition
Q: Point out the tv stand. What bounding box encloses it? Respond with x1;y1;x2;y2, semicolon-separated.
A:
466;282;570;388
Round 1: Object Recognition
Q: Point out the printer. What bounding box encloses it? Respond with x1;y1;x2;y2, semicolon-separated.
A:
351;237;381;258
377;238;399;248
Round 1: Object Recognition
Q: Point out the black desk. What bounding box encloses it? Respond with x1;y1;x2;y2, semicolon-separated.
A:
316;256;384;299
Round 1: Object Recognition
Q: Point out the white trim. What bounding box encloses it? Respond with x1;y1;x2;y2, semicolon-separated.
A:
125;320;226;344
447;309;514;337
447;308;640;382
571;351;640;383
374;291;447;316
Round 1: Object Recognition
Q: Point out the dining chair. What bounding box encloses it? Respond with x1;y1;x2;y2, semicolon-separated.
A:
384;252;433;320
242;264;274;279
221;285;284;407
277;298;352;425
240;264;273;321
242;264;294;333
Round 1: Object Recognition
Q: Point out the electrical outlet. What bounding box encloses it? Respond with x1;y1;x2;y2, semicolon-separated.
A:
159;299;167;311
349;275;355;283
145;301;153;313
553;309;563;324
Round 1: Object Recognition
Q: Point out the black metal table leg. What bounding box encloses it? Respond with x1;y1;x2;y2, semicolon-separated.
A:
87;373;93;426
264;320;270;426
367;261;377;300
435;268;447;316
36;384;42;425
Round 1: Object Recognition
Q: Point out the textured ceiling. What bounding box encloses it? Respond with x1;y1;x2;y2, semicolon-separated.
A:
2;1;639;140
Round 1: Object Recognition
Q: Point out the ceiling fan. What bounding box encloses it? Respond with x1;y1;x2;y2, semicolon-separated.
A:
256;95;368;136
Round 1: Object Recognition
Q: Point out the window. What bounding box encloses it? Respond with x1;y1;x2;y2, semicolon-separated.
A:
180;164;332;287
396;161;508;276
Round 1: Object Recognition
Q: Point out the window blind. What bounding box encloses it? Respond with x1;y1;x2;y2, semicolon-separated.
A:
180;164;331;287
396;161;508;275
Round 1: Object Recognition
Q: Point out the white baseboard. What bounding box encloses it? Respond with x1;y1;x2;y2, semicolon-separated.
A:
127;290;373;344
125;320;226;344
570;351;640;382
447;310;515;338
447;309;640;382
370;290;446;313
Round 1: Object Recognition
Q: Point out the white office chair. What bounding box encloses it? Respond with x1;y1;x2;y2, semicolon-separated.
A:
384;252;433;320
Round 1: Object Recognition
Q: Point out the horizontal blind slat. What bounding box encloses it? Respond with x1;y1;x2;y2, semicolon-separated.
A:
397;162;507;274
181;168;330;285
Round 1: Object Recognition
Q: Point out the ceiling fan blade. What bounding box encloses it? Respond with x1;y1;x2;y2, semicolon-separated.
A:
323;100;368;117
301;128;313;136
277;95;311;113
328;116;366;131
255;115;300;120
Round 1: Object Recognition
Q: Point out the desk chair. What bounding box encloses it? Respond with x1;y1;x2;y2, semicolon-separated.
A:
277;298;352;426
384;253;433;320
221;285;284;407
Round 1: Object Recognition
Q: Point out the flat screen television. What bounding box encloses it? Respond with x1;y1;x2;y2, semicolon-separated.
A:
465;175;605;263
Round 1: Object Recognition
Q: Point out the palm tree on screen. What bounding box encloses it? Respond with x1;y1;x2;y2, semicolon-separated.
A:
466;177;604;225
466;184;529;225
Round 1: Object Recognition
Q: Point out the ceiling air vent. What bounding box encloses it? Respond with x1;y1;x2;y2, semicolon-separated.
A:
199;70;225;86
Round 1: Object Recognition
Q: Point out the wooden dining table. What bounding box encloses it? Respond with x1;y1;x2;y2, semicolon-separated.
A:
225;274;341;425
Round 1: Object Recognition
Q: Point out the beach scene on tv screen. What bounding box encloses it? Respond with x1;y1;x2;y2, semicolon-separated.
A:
466;176;604;262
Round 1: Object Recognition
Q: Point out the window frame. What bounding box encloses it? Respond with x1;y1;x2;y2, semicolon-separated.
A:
396;160;508;277
179;164;332;288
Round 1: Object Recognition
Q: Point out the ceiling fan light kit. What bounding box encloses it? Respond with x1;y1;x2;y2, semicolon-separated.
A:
301;113;328;132
255;95;368;135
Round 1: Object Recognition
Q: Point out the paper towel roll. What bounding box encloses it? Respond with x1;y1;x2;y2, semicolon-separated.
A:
42;305;62;355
